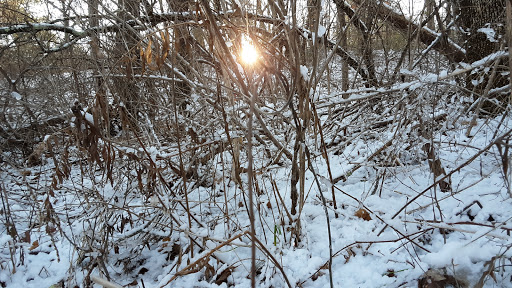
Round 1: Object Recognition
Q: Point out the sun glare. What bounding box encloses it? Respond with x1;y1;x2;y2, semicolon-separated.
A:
240;36;259;66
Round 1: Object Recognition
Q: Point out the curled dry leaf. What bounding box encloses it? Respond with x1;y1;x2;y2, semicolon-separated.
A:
311;270;325;281
354;208;372;221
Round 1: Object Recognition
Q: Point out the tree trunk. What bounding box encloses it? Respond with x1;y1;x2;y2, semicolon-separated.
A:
455;0;507;113
337;10;349;91
424;0;435;29
456;0;505;63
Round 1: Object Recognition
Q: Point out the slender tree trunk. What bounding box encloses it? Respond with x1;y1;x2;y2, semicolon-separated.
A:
87;0;115;136
88;0;105;100
337;6;349;91
170;0;193;111
425;0;435;29
507;0;512;106
114;0;141;124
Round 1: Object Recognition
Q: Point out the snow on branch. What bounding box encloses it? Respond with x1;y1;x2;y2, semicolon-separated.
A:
0;11;198;36
323;50;508;105
0;22;87;37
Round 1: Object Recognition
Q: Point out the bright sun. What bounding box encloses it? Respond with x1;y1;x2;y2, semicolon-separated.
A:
240;35;259;66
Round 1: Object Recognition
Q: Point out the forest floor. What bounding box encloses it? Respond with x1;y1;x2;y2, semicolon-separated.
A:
2;97;512;288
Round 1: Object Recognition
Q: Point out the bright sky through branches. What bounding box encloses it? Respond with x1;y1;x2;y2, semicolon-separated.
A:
240;35;259;66
400;0;424;16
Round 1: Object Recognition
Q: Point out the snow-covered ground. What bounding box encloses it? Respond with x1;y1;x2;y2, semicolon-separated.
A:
2;105;512;288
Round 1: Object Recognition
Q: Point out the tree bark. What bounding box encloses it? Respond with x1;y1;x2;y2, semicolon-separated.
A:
336;8;349;91
455;0;507;113
456;0;505;63
424;0;435;29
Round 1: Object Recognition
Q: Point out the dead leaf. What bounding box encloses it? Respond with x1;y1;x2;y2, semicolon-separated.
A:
29;240;39;251
344;247;356;264
311;270;325;281
354;208;372;221
204;263;215;281
145;38;152;64
46;224;57;235
20;230;31;243
215;266;234;285
385;269;395;277
138;267;148;275
177;256;210;276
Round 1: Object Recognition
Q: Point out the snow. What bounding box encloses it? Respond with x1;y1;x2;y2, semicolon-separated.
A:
2;128;511;287
11;91;22;100
478;27;498;43
83;111;94;123
317;25;326;38
5;110;512;287
300;65;309;80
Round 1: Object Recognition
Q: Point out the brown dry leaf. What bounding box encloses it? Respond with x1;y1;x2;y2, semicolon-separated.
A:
215;266;234;285
354;208;372;221
46;224;57;235
311;270;325;281
161;30;170;61
20;231;31;243
145;38;152;64
29;240;39;251
20;170;31;176
169;243;181;261
344;247;356;264
385;269;395;277
138;267;148;275
204;263;215;281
